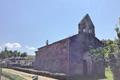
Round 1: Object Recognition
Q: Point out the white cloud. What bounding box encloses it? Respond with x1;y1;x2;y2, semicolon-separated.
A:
5;42;22;49
0;46;2;50
25;46;36;50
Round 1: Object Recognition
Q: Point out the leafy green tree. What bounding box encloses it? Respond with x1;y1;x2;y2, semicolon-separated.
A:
20;52;27;57
108;17;120;80
0;48;28;59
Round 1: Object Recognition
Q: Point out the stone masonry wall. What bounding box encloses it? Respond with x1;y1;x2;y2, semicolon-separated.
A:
34;39;70;74
69;34;87;76
69;33;104;76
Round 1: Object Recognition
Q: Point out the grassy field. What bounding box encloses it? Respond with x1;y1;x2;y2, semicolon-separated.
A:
1;68;57;80
1;68;113;80
2;69;26;80
1;76;10;80
105;67;113;80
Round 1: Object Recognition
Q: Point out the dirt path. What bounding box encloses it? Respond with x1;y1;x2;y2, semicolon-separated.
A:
2;68;58;80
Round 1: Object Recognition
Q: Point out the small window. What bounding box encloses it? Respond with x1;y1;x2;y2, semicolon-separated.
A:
83;29;86;32
89;30;92;33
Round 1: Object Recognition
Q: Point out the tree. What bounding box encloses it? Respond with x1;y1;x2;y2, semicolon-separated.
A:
115;27;119;33
20;52;27;57
108;17;120;80
0;48;28;59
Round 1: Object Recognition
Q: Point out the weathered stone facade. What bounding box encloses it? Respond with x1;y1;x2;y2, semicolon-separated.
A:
34;39;70;74
34;14;105;77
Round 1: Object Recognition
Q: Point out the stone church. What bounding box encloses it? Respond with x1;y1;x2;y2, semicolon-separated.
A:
33;14;105;77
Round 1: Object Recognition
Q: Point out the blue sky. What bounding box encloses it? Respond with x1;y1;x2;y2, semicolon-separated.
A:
0;0;120;55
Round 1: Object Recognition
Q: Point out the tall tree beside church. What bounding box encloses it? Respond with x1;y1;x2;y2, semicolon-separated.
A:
109;17;120;80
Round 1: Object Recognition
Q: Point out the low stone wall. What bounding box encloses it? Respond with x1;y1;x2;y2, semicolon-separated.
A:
9;67;67;80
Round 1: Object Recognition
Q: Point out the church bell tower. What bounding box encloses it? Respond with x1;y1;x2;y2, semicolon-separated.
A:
78;14;95;36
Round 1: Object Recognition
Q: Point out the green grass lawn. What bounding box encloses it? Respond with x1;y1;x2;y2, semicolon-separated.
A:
1;76;10;80
105;67;113;80
1;68;57;80
2;69;26;80
1;67;114;80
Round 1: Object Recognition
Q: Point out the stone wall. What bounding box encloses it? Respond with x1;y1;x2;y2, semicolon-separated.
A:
33;14;105;77
69;33;104;76
34;39;70;74
69;34;85;76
